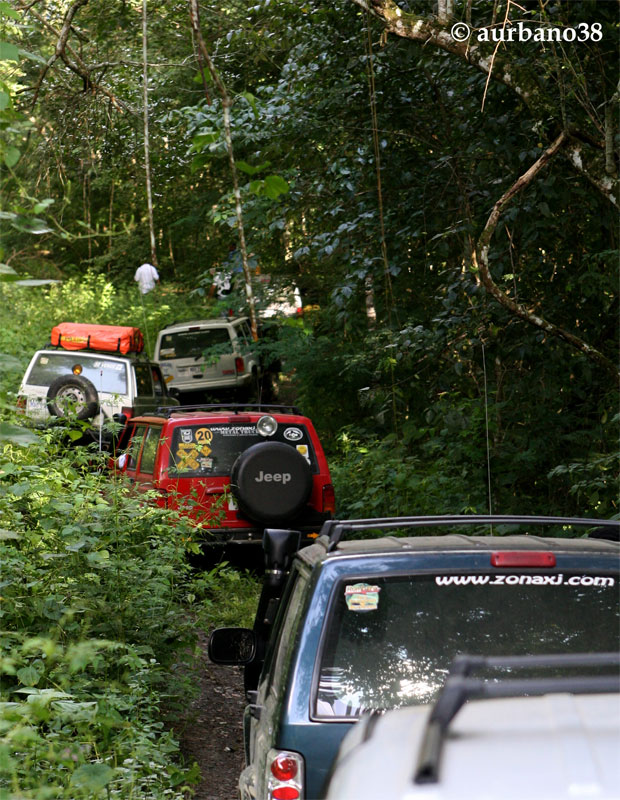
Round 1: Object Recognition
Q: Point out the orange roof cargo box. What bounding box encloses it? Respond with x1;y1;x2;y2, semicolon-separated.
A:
51;323;144;354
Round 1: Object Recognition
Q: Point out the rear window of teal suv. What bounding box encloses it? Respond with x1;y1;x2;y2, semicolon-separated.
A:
208;516;620;800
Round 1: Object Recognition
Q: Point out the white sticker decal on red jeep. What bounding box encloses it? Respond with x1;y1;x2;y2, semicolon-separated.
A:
296;444;310;463
209;425;257;436
284;427;303;441
180;428;193;443
435;574;615;587
345;583;381;612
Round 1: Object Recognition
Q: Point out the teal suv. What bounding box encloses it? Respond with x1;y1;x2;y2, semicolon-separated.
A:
209;515;620;800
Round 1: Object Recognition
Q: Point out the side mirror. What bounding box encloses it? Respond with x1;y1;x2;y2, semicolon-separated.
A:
208;627;256;665
263;528;301;589
116;452;129;472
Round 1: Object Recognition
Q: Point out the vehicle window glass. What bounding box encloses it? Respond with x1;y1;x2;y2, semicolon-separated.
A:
168;423;318;477
138;426;161;475
127;425;148;470
151;366;164;397
315;572;619;718
235;322;252;348
27;353;128;394
158;329;231;360
263;571;308;695
134;364;153;396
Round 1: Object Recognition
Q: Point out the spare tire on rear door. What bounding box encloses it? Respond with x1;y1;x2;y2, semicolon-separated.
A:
231;441;312;524
46;374;99;421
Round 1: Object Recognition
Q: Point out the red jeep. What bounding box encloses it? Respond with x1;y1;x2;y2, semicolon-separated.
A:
114;404;335;545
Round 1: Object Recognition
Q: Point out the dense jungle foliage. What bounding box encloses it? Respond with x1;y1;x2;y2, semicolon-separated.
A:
0;0;618;795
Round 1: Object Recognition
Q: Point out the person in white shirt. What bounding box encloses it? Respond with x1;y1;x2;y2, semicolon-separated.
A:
134;263;160;294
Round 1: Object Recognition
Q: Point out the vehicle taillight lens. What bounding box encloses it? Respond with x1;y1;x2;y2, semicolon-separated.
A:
491;552;556;568
322;484;336;514
272;789;299;800
235;357;245;374
16;396;26;412
271;755;298;782
267;750;303;800
121;406;134;420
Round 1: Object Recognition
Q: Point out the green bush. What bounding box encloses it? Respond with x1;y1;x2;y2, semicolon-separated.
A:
0;427;258;798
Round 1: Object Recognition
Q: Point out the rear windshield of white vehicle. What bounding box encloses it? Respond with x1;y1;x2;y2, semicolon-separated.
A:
158;329;231;360
315;572;619;718
27;353;128;394
167;423;317;477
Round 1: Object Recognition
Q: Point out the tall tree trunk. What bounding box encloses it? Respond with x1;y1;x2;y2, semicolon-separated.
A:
142;0;157;267
188;0;258;341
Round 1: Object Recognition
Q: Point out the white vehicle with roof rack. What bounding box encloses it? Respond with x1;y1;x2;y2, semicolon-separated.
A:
325;651;620;800
154;317;261;398
17;322;178;445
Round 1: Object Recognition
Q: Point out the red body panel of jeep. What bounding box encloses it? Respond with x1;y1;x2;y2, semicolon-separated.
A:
121;411;333;534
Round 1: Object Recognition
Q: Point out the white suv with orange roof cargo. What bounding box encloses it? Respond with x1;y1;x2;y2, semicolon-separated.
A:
17;322;178;443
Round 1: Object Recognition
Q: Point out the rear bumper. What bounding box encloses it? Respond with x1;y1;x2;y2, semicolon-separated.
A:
198;512;331;545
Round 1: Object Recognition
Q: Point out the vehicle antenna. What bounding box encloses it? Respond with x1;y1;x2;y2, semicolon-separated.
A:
482;342;493;521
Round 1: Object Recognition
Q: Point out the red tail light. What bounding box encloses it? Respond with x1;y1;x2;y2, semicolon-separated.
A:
272;789;299;800
491;552;556;568
121;406;134;420
267;749;303;800
16;396;26;413
322;484;336;514
271;755;298;782
235;357;245;374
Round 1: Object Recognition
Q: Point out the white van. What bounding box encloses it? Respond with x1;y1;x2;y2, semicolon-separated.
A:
154;317;260;398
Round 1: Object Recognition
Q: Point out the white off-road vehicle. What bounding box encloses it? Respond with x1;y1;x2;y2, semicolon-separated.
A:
325;652;620;800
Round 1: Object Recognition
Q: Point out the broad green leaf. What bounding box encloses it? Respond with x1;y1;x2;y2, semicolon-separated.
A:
191;131;219;150
10;217;53;235
71;763;115;792
14;278;62;286
0;41;19;61
3;146;20;167
0;2;20;19
0;422;39;445
240;91;259;118
33;198;54;213
237;160;270;176
0;91;9;111
0;529;20;540
16;665;42;686
263;174;289;199
0;263;19;282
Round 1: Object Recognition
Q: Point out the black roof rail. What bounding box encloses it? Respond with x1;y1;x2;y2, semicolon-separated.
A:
154;403;303;417
321;515;620;552
414;651;620;785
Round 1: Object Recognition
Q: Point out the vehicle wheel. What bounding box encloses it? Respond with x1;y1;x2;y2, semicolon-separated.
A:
231;442;312;523
46;375;99;421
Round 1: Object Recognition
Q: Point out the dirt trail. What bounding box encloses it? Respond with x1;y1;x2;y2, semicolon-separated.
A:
178;633;246;800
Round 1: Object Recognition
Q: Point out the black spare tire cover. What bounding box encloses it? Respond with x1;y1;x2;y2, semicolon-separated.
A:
231;441;313;523
46;374;99;421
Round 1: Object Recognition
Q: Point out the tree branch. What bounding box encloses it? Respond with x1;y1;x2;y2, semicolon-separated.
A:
25;4;137;115
349;0;618;206
29;0;89;108
475;131;619;383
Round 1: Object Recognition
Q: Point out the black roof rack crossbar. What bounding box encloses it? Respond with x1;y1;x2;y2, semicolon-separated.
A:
321;515;620;552
414;652;620;785
155;403;302;417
